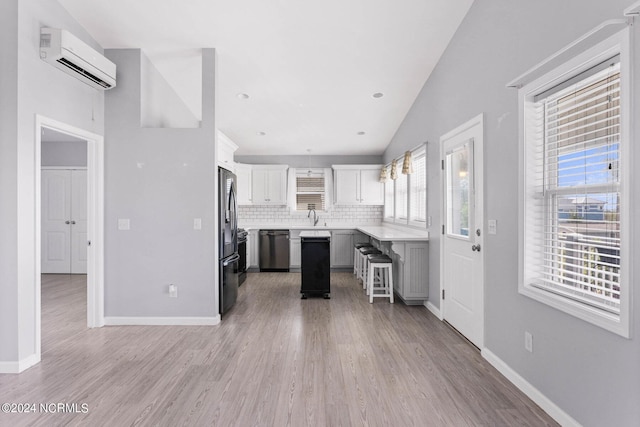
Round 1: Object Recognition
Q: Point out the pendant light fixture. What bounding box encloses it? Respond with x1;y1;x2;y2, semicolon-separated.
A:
390;159;398;180
379;166;388;183
402;150;413;175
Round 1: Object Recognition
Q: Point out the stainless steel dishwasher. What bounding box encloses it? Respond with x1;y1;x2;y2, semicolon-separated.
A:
259;230;290;272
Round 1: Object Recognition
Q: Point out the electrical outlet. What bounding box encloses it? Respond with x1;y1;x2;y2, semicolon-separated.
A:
525;331;533;353
169;284;178;298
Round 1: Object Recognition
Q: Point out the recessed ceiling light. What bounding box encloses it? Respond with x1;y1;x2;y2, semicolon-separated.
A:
372;92;384;98
237;93;249;99
257;131;266;136
357;131;366;135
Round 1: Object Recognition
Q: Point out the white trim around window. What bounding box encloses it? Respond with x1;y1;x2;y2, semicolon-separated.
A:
383;144;427;229
517;28;632;338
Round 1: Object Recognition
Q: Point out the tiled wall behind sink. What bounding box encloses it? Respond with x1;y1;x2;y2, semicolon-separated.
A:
238;205;383;226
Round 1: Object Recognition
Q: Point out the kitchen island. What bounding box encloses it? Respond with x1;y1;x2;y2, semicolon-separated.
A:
242;224;430;305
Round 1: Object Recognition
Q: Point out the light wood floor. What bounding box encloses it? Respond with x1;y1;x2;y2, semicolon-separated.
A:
0;273;558;426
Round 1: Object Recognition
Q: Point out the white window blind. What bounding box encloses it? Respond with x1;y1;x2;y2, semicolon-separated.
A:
395;172;408;220
384;174;394;219
526;58;621;314
410;150;427;223
296;173;325;211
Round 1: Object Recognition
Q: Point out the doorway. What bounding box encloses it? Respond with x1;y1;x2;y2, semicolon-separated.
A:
440;114;484;349
35;115;105;360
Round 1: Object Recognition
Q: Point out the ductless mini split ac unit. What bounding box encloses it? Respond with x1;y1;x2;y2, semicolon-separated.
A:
40;27;116;90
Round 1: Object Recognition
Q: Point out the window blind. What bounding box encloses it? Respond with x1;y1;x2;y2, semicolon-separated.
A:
384;175;394;218
396;172;408;220
410;150;427;222
529;59;621;313
296;174;325;210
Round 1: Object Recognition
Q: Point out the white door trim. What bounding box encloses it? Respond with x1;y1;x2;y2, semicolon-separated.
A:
439;113;485;349
35;115;105;360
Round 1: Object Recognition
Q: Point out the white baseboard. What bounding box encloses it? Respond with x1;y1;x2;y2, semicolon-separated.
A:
0;354;40;374
481;348;581;427
425;301;442;319
104;316;221;326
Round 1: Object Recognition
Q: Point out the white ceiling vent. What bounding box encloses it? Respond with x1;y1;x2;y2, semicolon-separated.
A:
40;27;116;90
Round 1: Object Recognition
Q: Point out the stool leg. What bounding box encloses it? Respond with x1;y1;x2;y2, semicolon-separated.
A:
362;255;368;290
353;248;358;276
368;263;374;303
388;266;394;303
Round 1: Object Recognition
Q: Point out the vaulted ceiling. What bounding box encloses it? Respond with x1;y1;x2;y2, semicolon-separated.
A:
58;0;473;155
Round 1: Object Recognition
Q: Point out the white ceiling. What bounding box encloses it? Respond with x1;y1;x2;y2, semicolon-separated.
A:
58;0;473;156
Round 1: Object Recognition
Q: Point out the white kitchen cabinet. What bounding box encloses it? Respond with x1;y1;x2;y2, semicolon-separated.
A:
235;163;252;205
330;230;352;268
330;230;370;268
252;165;288;205
217;130;238;171
248;229;259;269
332;165;384;205
290;236;301;268
388;241;429;304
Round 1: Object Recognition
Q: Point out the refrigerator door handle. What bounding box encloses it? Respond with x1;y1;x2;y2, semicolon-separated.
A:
223;254;240;267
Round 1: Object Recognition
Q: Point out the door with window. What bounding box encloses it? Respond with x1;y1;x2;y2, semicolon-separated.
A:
441;115;484;349
42;169;87;274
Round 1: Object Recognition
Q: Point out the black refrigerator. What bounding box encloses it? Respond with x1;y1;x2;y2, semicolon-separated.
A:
219;167;239;315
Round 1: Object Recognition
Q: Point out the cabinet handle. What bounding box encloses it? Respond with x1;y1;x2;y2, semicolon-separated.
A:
71;220;76;225
65;220;70;224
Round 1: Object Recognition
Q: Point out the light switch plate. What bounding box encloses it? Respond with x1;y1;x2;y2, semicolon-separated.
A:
194;218;202;230
488;219;497;235
118;218;130;230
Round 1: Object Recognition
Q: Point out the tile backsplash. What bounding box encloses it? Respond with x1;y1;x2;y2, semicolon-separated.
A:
238;205;383;226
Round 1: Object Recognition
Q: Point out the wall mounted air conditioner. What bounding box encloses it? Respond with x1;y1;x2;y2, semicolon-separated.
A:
40;27;116;90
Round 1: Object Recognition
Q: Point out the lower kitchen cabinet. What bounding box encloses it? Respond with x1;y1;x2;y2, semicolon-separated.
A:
248;229;259;269
330;230;369;268
387;241;429;304
289;229;314;268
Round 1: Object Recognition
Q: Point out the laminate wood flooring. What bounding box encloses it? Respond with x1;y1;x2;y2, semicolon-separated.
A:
0;273;558;426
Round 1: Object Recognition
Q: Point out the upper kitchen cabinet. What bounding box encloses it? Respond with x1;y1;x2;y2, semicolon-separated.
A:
216;130;238;171
332;165;384;205
252;165;288;205
235;163;253;205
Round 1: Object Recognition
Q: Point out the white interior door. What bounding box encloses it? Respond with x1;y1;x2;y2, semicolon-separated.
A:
441;115;484;349
42;169;87;274
42;170;72;273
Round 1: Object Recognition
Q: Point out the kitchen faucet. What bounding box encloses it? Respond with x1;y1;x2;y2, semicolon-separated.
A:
308;208;319;226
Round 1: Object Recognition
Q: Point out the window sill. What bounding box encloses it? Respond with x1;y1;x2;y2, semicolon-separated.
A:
518;282;629;338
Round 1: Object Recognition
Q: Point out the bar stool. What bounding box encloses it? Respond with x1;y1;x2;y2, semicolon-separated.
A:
367;255;394;303
358;247;381;287
353;243;373;276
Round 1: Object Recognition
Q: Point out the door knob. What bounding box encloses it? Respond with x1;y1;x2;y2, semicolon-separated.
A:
471;244;481;252
71;221;76;225
65;220;70;224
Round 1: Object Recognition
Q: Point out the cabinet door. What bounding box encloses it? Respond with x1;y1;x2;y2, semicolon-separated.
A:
330;231;354;267
235;164;252;205
266;169;287;204
334;169;360;205
251;170;268;203
249;230;259;268
359;169;384;205
290;238;301;268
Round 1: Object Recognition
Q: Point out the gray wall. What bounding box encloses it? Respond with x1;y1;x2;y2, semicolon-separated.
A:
104;49;217;318
0;0;20;364
0;0;105;365
384;1;640;425
140;51;200;128
41;141;88;167
235;154;382;168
